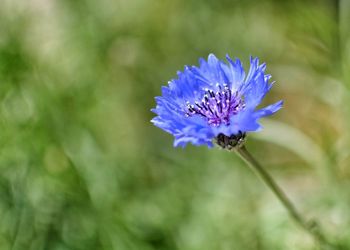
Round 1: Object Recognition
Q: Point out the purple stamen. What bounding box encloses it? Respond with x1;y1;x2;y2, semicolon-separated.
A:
185;85;245;126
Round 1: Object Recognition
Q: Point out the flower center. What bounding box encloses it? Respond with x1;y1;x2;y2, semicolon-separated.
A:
185;84;245;126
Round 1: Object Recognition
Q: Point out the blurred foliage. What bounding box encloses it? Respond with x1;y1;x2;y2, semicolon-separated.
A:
0;0;349;249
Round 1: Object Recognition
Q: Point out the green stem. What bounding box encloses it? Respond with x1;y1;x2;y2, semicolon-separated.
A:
235;145;331;247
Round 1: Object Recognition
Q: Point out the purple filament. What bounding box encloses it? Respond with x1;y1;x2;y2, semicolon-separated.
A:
185;84;245;126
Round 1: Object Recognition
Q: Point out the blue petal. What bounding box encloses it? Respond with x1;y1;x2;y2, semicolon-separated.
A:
255;100;283;118
240;57;271;109
174;136;213;148
225;55;245;89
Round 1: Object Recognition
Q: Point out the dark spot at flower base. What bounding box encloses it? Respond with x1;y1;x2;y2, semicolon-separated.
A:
215;131;246;150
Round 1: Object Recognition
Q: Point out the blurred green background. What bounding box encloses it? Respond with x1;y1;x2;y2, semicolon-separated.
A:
1;0;350;249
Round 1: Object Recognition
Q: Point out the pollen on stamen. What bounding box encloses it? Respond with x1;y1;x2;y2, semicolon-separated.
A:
185;86;244;127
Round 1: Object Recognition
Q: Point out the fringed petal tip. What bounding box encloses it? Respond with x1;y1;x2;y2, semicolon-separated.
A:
173;136;213;148
255;100;283;118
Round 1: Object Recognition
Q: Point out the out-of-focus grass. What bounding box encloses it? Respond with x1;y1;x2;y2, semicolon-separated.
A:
0;0;349;249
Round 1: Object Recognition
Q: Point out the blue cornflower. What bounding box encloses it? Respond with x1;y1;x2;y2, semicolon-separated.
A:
151;54;283;148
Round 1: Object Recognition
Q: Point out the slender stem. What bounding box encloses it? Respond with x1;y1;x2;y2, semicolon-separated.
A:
235;145;330;247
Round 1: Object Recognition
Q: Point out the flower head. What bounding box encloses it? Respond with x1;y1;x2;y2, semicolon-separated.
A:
151;54;283;148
